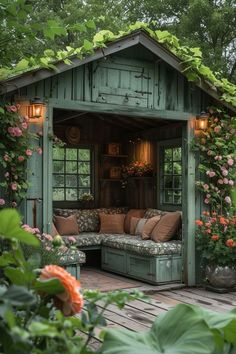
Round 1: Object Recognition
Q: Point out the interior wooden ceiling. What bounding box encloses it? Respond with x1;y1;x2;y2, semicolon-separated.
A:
53;109;175;132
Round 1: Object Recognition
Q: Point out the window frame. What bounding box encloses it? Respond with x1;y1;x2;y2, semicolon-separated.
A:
157;139;183;211
52;144;95;208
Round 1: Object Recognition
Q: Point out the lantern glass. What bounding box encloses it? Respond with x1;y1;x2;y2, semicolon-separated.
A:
195;112;209;131
28;97;44;119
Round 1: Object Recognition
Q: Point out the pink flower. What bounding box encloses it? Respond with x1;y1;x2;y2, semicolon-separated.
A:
37;147;43;155
44;234;53;241
68;236;76;244
203;184;209;190
25;149;32;156
222;169;228;176
207;150;213;156
14;127;22;137
18;156;25;162
204;198;210;204
223;178;229;184
6;105;17;113
229;180;234;186
8;127;16;136
0;198;5;206
224;196;231;205
21;122;28;130
227;158;234;166
11;183;18;191
3;154;10;162
214;118;219;122
46;246;52;251
214;126;221;133
218;156;222;160
4;172;9;178
12;201;17;208
206;194;211;199
208;171;216;178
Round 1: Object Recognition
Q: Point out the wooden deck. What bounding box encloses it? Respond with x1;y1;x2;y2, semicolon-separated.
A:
80;267;236;350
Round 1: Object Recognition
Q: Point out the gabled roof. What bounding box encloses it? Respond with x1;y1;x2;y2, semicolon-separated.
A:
1;28;235;113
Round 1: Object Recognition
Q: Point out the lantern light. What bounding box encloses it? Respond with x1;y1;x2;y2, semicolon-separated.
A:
27;97;45;119
195;111;209;131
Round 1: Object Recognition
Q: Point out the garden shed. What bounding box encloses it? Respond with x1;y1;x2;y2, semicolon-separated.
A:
1;28;235;286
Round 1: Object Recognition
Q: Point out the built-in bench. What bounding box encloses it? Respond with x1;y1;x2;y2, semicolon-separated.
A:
54;208;183;285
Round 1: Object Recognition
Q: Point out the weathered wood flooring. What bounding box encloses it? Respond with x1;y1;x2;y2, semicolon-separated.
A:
80;268;236;350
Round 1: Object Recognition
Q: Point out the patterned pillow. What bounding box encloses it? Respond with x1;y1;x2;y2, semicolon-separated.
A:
144;208;167;219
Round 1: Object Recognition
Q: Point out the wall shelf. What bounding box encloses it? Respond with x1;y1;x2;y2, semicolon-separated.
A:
102;154;128;158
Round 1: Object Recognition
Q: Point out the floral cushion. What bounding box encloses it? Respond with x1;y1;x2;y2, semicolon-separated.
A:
144;208;167;219
62;233;108;248
54;208;128;232
59;249;86;265
101;235;182;256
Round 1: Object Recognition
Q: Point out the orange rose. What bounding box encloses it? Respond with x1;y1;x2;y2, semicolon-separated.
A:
202;211;210;216
225;239;236;248
195;220;203;226
211;235;219;241
40;265;83;316
219;217;228;225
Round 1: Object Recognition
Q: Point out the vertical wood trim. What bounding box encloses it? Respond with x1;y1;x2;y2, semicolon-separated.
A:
183;118;196;286
42;104;53;233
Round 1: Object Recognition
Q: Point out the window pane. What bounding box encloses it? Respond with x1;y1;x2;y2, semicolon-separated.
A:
66;189;77;201
174;176;182;189
164;148;172;161
79;149;90;161
78;161;90;174
53;188;64;201
164;176;173;189
174;191;182;205
78;189;91;199
164;163;172;174
164;190;173;204
173;162;182;175
53;147;64;160
66;149;77;160
173;148;181;161
79;175;90;187
53;174;64;187
66;161;77;173
66;175;77;187
54;161;64;173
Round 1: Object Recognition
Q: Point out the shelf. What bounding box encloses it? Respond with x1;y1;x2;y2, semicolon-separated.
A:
100;178;121;182
102;154;128;158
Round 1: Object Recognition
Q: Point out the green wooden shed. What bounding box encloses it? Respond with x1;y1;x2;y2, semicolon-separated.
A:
1;28;235;286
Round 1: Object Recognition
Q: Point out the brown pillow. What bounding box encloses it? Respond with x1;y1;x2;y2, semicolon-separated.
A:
130;217;141;235
54;214;79;236
142;215;161;240
51;222;60;237
124;209;145;234
151;212;182;242
99;214;126;234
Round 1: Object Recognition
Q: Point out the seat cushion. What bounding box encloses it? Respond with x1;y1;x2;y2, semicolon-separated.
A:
60;249;86;265
102;234;182;256
62;232;110;248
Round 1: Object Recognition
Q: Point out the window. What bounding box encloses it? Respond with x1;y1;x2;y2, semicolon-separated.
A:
161;146;182;206
53;147;93;201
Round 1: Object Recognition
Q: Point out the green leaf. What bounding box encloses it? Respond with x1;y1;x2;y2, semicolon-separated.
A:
0;253;16;267
1;285;36;307
83;39;94;51
101;304;215;354
43;20;67;40
15;59;29;72
0;107;5;114
86;20;96;29
29;322;59;338
0;209;39;246
34;278;64;295
4;267;35;286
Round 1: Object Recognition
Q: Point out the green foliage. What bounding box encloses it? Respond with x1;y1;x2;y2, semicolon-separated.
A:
101;303;236;354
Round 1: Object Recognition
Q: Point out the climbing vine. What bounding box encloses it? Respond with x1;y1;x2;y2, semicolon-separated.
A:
0;105;40;208
193;108;236;213
1;22;236;109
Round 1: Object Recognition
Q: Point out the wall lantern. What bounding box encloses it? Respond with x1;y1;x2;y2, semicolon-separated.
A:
27;97;45;119
195;111;209;131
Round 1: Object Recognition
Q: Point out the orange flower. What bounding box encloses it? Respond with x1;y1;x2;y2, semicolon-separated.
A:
219;217;228;225
40;265;83;316
202;211;210;216
205;222;211;228
206;229;211;234
211;235;219;241
211;211;217;216
225;239;236;248
195;220;203;226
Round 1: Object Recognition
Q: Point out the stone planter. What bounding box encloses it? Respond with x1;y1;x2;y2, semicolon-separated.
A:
206;264;236;289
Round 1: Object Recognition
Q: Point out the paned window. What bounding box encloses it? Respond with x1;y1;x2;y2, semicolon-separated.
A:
53;147;93;201
161;146;182;205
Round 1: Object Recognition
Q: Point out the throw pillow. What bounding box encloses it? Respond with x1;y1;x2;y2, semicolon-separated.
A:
129;217;140;235
124;209;145;233
141;215;161;240
151;212;182;242
99;213;126;234
54;214;79;236
144;208;167;219
134;218;148;236
51;223;60;237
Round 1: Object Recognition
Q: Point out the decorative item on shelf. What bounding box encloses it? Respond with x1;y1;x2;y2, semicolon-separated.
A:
195;211;236;292
109;166;121;179
65;126;80;145
122;161;153;177
107;143;121;156
79;193;94;206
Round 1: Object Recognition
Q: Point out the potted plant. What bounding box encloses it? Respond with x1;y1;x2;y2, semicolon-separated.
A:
195;211;236;289
79;192;94;208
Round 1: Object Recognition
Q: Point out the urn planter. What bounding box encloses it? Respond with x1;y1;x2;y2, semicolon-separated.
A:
206;264;236;291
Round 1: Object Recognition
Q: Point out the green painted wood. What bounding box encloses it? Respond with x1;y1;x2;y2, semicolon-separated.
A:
177;73;184;112
64;264;80;279
127;253;155;282
49;98;192;120
102;247;126;274
182;119;196;286
42;104;53;233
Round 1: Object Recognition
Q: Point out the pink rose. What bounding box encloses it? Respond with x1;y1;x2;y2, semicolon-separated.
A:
223;178;229;184
0;198;5;206
224;196;231;205
44;234;53;241
8;127;15;136
209;171;216;178
18;156;25;162
4;172;9;178
12;201;17;208
6;105;17;113
214;156;219;160
229;180;234;186
214;126;221;133
203;184;209;190
204;198;210;204
227;158;234;166
15;127;22;137
214;118;219;122
206;194;211;199
25;149;32;156
11;183;18;191
222;169;228;176
3;154;10;162
21;122;28;130
37;147;43;155
218;156;222;160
